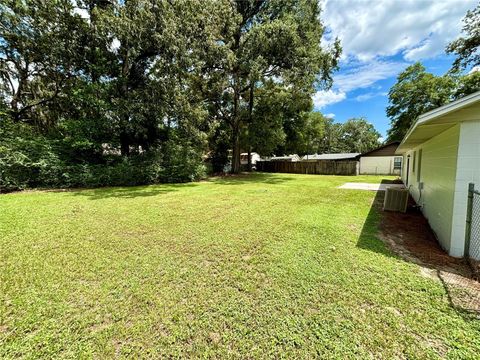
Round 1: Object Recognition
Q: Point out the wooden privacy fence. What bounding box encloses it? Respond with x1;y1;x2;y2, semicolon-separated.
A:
256;160;358;175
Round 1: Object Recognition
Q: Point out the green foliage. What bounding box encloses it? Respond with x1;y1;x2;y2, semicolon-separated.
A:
278;113;381;155
386;63;456;141
338;118;381;153
447;3;480;71
386;62;480;142
453;70;480;99
0;121;63;191
0;0;339;186
0;0;215;188
0;119;205;192
247;83;310;156
203;0;341;172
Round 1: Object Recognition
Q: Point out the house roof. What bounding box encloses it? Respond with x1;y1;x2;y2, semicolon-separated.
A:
303;153;360;160
396;91;480;153
359;142;400;157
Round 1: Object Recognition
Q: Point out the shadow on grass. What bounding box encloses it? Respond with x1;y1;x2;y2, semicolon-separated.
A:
357;179;480;317
70;183;198;200
209;172;294;185
356;179;398;257
68;173;290;200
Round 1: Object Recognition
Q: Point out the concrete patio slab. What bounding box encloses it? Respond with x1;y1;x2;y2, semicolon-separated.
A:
338;182;405;191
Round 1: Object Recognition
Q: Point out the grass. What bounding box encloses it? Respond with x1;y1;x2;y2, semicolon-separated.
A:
1;173;479;358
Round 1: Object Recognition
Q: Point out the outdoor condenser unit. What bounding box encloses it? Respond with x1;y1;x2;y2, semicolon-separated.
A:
383;187;409;213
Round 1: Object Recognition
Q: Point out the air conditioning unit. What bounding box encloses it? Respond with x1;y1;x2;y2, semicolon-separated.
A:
383;187;409;212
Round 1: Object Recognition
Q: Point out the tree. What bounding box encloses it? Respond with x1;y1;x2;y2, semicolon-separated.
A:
281;111;331;156
386;63;455;141
337;118;381;153
248;82;313;157
446;3;480;71
273;112;381;156
453;70;480;99
0;0;340;188
0;1;87;127
202;0;340;173
0;0;229;187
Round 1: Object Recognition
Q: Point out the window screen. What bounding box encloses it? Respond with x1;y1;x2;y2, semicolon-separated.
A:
417;149;422;182
393;157;402;170
413;151;416;173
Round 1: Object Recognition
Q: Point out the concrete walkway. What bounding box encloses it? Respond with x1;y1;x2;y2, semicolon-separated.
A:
338;182;405;191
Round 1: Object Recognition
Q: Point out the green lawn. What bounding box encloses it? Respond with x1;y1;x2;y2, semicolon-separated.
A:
1;173;479;358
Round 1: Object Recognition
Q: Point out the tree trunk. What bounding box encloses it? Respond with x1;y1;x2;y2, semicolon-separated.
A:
231;126;241;173
247;83;254;172
120;132;130;156
230;66;241;173
119;48;130;157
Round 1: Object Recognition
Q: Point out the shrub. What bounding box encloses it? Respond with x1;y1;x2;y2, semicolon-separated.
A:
0;121;206;192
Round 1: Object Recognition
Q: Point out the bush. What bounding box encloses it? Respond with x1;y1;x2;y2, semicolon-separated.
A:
0;121;206;192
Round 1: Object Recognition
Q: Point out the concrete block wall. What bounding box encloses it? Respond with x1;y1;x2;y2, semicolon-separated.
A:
450;121;480;257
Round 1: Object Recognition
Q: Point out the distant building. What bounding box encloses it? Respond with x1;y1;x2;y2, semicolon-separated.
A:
240;152;261;165
358;142;401;175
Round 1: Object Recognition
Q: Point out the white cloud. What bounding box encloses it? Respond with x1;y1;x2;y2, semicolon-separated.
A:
313;59;404;107
469;66;480;74
313;90;346;109
334;60;407;92
313;0;476;109
324;113;335;119
355;91;388;102
321;0;476;62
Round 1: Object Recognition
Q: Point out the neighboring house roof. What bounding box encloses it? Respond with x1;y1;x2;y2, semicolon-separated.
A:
303;153;360;161
359;142;400;157
240;152;259;156
397;91;480;153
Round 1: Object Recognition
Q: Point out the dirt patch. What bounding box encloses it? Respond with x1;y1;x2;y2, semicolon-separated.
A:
373;191;480;314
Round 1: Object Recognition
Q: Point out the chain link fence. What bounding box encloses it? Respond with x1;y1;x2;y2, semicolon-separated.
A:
465;183;480;277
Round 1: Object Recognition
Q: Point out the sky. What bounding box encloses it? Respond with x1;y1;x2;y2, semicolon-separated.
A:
315;0;477;139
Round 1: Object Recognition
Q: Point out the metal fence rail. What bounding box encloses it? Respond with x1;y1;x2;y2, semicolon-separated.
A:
465;183;480;276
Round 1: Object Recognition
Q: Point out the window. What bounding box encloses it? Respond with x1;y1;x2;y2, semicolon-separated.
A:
393;156;402;170
417;149;422;182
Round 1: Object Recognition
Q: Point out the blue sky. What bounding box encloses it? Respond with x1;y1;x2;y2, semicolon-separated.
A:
314;0;477;139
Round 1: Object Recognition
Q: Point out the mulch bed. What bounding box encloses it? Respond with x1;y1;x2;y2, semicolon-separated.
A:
372;191;480;313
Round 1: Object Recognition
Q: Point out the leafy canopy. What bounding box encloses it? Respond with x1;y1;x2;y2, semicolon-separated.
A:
447;3;480;71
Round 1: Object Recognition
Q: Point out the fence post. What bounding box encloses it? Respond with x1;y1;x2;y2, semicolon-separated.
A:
465;183;475;258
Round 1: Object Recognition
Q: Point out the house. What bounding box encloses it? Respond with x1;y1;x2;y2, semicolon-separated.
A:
270;154;301;162
358;142;401;175
396;91;480;257
301;153;360;161
240;152;261;165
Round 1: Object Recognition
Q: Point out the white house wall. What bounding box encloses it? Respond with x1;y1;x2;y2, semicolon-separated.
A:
402;125;460;254
450;121;480;258
359;156;398;175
